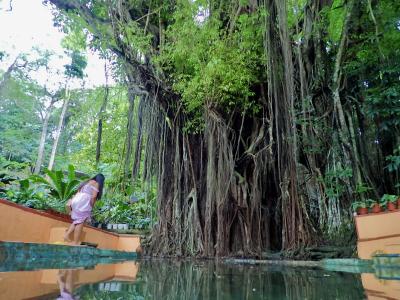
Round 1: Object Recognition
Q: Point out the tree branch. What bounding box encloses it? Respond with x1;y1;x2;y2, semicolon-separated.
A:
5;0;13;11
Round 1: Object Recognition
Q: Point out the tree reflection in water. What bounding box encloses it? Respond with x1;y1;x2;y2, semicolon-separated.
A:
76;260;365;299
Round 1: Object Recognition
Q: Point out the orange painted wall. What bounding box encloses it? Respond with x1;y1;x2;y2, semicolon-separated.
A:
0;200;140;251
357;236;400;259
114;261;139;280
0;262;139;300
0;202;60;243
355;211;400;240
40;264;116;285
117;234;141;252
361;273;400;299
0;271;58;300
355;211;400;259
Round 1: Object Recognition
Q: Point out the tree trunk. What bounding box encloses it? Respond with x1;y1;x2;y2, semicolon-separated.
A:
0;54;26;96
123;85;136;179
95;61;109;165
48;88;70;171
131;95;145;179
49;0;392;258
34;100;56;174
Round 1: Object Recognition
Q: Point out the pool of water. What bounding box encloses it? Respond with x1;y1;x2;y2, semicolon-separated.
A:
1;258;399;299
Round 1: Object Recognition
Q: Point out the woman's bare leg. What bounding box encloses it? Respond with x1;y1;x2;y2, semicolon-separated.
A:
57;269;67;293
73;223;84;245
64;223;75;242
65;269;76;293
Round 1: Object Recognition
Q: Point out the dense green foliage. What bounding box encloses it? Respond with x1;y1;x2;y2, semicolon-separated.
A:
157;3;265;125
0;49;155;229
30;165;81;203
0;72;46;161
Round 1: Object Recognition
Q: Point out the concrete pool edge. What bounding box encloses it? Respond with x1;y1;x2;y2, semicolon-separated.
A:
222;257;374;273
224;257;400;275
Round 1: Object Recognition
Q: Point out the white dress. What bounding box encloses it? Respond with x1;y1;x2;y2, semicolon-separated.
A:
70;184;98;225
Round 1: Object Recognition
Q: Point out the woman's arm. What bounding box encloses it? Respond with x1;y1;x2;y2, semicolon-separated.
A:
66;194;75;214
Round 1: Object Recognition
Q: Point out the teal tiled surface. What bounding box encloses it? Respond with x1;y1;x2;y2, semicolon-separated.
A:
321;258;374;273
373;254;400;269
0;241;137;272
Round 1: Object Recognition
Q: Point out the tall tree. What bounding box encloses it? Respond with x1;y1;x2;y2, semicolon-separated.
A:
0;54;27;95
34;92;58;174
95;59;110;165
47;87;70;171
48;0;400;257
0;49;56;165
48;50;87;170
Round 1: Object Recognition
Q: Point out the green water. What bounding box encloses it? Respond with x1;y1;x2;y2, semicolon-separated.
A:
77;261;365;299
2;258;395;299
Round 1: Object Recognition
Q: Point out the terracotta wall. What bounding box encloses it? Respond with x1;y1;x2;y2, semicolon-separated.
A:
0;262;139;300
356;211;400;240
355;211;400;259
118;234;141;252
357;236;400;259
361;273;400;299
114;261;139;280
0;271;58;300
0;199;140;251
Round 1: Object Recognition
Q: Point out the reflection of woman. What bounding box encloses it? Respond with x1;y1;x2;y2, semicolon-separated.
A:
57;269;79;300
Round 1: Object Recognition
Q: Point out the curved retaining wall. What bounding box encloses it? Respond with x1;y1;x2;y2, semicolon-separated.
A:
0;198;140;252
355;210;400;259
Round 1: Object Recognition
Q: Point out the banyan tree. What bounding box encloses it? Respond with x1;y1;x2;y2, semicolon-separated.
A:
47;0;400;257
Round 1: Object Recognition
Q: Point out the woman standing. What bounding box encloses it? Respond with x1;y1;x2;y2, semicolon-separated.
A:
64;174;105;245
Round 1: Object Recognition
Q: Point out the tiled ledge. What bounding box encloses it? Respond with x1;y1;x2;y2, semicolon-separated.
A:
0;241;137;272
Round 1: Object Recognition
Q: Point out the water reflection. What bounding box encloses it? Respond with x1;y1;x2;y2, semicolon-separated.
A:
0;261;139;299
131;260;365;300
1;259;400;299
362;272;400;299
57;269;77;300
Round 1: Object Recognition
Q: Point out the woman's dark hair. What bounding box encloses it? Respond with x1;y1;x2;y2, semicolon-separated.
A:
78;173;105;199
92;173;105;199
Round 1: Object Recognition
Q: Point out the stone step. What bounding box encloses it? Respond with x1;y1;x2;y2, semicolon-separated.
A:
48;227;86;244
